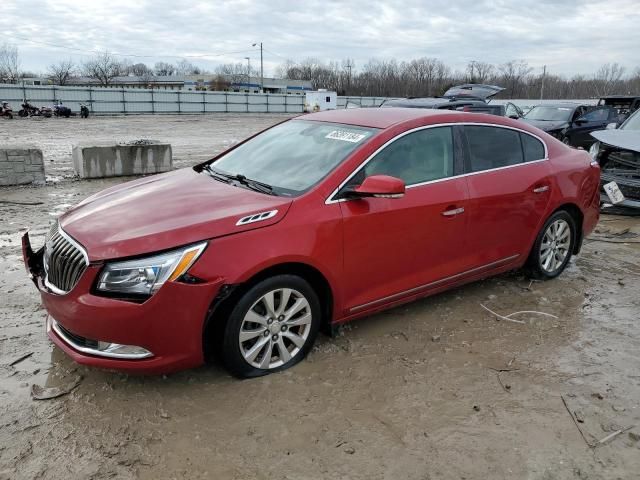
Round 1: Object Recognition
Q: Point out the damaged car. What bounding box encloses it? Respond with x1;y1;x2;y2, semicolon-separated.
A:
519;103;616;148
23;108;600;377
381;84;523;118
590;109;640;212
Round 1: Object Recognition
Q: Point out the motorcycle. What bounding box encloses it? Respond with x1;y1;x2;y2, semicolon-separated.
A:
1;101;13;119
18;100;41;117
80;103;89;118
53;101;71;118
40;105;53;118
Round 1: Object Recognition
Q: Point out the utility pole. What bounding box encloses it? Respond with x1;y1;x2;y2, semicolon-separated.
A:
540;65;546;100
345;59;353;94
252;43;264;93
245;57;251;92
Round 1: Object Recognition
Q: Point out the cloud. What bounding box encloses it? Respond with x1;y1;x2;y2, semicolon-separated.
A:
5;0;640;77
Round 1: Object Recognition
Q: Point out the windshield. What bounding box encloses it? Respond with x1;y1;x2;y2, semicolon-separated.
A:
524;106;573;121
621;110;640;131
211;120;377;196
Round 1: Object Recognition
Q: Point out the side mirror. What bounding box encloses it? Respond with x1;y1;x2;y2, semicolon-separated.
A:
508;114;520;120
345;175;405;199
606;122;617;130
574;118;587;125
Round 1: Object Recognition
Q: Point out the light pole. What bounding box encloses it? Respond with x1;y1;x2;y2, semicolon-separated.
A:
244;57;251;92
252;43;264;93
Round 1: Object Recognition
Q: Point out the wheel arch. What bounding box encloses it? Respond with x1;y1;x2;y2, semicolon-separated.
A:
552;202;584;254
202;261;335;361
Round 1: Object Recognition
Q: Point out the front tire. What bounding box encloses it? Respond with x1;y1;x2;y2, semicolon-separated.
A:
221;275;321;378
527;210;576;279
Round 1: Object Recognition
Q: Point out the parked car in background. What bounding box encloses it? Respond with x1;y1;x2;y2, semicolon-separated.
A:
23;108;600;377
381;83;523;118
590;109;640;212
597;95;640;124
521;103;619;148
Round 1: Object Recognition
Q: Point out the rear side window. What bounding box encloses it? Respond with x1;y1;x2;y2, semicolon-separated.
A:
465;126;523;172
520;133;545;162
362;127;454;185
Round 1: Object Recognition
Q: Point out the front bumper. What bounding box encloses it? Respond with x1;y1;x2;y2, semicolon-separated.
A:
23;232;224;375
600;193;640;209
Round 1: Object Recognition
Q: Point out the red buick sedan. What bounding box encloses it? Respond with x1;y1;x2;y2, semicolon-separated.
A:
23;108;600;377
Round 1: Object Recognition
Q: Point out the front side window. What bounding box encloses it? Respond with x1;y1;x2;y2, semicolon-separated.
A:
213;120;378;195
580;108;609;122
465;126;523;172
360;127;454;186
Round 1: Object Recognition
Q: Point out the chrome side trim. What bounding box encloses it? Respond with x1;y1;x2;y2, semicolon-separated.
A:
49;317;153;360
533;186;550;193
236;209;278;226
349;254;520;313
326;122;549;204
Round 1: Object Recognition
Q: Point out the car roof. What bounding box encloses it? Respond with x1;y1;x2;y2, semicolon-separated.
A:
296;107;465;129
531;103;586;109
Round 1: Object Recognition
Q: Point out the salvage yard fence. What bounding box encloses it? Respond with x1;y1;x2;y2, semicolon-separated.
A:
0;83;392;115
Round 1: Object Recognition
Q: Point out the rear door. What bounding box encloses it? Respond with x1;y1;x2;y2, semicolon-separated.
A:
463;125;552;268
336;126;470;313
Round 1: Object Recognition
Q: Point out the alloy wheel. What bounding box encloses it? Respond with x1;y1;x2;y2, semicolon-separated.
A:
238;288;312;369
539;219;571;273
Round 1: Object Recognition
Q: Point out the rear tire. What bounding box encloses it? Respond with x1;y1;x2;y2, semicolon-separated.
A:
527;210;576;280
221;275;321;378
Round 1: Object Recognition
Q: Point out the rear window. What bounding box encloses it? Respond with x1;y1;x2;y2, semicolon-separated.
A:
465;126;523;172
520;133;545;162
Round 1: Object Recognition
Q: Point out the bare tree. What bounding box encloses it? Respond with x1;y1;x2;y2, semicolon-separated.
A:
466;61;494;83
0;42;21;83
215;63;252;85
128;62;151;76
175;59;204;75
47;59;75;86
154;62;176;76
592;63;626;96
498;60;533;97
82;51;124;86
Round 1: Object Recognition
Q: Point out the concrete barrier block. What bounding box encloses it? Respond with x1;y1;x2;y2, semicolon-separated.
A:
0;146;46;186
72;141;172;179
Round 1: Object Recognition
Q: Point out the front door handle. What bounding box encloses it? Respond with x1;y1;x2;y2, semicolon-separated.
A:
442;207;465;217
533;185;549;193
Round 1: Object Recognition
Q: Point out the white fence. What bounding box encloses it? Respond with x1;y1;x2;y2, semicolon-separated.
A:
0;84;305;115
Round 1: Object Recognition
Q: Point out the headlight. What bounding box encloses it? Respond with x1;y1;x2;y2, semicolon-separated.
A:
589;141;600;160
97;242;207;296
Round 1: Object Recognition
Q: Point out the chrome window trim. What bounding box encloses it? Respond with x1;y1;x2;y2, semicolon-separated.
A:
349;254;520;313
325;122;549;204
43;222;90;295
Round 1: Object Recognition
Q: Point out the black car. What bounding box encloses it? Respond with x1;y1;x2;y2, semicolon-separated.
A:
381;84;523;118
520;103;619;148
597;95;640;124
590;109;640;212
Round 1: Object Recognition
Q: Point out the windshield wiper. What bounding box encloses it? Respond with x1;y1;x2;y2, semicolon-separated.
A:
203;165;276;195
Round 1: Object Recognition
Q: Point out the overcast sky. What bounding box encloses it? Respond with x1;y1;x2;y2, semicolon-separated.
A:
4;0;640;78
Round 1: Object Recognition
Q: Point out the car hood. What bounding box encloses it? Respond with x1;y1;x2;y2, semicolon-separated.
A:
60;168;293;261
591;129;640;153
520;119;568;132
443;84;505;100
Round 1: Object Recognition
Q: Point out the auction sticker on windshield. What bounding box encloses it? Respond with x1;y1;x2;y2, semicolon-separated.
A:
603;181;625;204
326;130;367;143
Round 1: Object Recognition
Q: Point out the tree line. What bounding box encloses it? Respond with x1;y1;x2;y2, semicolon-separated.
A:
2;42;639;98
278;58;640;99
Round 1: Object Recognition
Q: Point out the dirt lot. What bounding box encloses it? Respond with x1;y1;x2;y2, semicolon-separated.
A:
1;115;639;480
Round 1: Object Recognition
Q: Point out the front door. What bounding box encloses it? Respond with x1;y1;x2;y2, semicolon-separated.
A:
570;107;616;147
336;126;470;313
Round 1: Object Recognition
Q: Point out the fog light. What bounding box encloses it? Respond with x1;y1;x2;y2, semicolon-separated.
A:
97;342;153;358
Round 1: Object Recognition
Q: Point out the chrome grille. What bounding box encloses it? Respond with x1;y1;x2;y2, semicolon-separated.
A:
43;222;88;294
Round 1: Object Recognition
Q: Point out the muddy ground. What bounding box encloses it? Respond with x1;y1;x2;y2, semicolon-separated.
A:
1;114;639;480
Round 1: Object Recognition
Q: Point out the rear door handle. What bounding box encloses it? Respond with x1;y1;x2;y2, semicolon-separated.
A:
533;185;549;193
442;207;465;217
